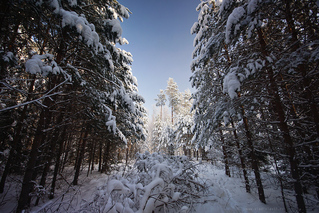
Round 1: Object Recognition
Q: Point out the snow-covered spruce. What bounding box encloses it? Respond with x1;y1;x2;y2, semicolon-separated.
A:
80;152;206;213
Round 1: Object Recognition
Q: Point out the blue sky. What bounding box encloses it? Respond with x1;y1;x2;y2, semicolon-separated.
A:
118;0;200;116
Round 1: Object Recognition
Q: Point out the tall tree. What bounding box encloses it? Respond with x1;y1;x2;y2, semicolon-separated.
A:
155;89;166;120
191;0;319;211
165;77;180;124
0;0;146;212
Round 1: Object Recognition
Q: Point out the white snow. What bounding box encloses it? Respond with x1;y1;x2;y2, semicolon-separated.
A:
68;0;77;7
105;19;123;36
191;21;199;34
2;157;315;213
120;5;130;19
25;54;64;77
225;7;245;44
107;179;130;194
223;71;240;99
247;0;259;15
2;52;14;62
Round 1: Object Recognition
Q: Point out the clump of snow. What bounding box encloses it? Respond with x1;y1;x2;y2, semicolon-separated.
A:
48;0;126;54
119;5;130;19
247;0;259;14
104;105;117;134
68;0;77;7
12;153;318;213
2;51;15;63
105;19;123;36
107;179;130;194
225;7;245;44
81;152;206;213
25;54;64;77
223;71;240;99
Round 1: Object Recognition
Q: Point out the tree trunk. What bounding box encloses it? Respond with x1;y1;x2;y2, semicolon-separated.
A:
260;108;288;212
238;92;266;204
49;125;67;199
72;126;90;185
0;77;35;193
101;139;111;173
35;113;63;205
219;126;230;177
16;106;49;212
98;140;102;172
171;106;174;124
61;134;71;173
257;27;306;212
87;141;96;176
230;119;250;193
123;141;130;176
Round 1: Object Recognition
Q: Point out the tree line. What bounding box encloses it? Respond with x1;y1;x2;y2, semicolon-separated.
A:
0;0;146;212
151;78;197;158
191;1;318;213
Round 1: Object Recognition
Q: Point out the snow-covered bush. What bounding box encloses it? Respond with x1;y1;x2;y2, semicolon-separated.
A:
80;152;206;212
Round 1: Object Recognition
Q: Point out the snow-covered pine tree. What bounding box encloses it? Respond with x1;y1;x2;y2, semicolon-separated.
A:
155;89;167;120
192;0;319;211
0;0;146;212
190;0;268;203
223;1;319;211
174;90;194;156
166;77;180;125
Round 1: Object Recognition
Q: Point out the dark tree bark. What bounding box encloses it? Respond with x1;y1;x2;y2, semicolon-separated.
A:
0;77;35;193
98;140;102;172
230;119;250;193
101;139;111;173
72;126;90;185
238;92;266;204
35;113;63;205
16;104;50;212
257;27;305;212
219;126;230;177
49;125;67;199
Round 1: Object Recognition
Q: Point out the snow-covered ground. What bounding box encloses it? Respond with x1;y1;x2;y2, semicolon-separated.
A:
195;163;288;213
1;157;318;213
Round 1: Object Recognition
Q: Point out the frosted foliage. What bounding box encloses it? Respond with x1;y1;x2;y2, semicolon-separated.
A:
223;72;240;99
192;2;211;47
107;180;130;194
48;0;125;53
68;0;77;6
82;153;206;213
214;0;223;6
191;21;199;35
120;5;130;19
49;0;104;53
225;7;245;44
104;105;117;134
105;19;123;36
2;52;15;62
247;0;259;14
219;0;232;14
25;54;64;77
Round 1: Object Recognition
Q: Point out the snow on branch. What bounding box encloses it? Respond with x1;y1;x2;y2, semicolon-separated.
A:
25;54;65;76
47;0;127;54
225;7;245;44
80;152;206;213
223;70;240;99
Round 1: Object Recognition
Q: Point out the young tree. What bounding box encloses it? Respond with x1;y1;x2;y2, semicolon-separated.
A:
174;90;194;156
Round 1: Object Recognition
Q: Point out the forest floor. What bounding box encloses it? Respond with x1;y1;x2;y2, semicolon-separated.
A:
1;160;318;213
